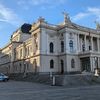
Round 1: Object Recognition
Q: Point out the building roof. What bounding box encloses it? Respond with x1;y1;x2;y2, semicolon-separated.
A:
20;23;32;34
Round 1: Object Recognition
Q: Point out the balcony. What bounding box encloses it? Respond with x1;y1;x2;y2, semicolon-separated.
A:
78;50;100;57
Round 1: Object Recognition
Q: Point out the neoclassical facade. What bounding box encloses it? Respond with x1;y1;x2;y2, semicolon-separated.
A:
0;13;100;74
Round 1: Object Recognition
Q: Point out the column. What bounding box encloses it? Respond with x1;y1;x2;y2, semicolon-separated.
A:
97;57;99;68
77;34;80;52
84;35;87;51
97;38;100;52
91;37;93;51
90;57;93;72
32;35;35;55
23;42;26;58
98;57;100;69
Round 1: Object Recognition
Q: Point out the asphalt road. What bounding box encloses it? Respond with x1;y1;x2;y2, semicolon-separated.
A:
0;80;100;100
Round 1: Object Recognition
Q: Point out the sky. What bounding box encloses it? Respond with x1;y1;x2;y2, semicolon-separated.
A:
0;0;100;48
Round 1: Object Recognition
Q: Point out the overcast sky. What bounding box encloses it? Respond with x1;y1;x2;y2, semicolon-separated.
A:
0;0;100;47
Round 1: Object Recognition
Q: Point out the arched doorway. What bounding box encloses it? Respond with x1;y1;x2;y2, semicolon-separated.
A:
80;57;91;72
61;60;64;74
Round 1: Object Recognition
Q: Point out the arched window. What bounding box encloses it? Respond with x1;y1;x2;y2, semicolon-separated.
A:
71;59;75;68
61;41;64;52
50;59;54;69
19;63;22;73
61;60;64;67
69;40;73;52
61;60;64;74
50;42;54;53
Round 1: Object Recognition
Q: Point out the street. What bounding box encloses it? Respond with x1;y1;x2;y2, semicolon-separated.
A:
0;80;100;100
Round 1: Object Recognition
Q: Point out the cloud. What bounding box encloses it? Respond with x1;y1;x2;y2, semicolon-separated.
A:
30;0;66;5
72;7;100;22
0;3;23;26
17;0;67;10
72;12;90;21
17;0;29;10
87;7;100;21
88;7;100;15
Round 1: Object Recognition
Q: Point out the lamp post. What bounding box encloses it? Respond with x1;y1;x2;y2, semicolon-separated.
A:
50;69;56;86
50;69;53;78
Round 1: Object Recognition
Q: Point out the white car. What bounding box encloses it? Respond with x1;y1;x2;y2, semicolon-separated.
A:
0;73;9;81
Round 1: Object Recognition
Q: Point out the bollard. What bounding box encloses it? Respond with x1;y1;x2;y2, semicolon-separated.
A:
50;72;53;78
94;69;99;77
52;76;55;86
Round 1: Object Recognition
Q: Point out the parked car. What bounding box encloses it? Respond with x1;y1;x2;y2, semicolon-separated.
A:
0;73;9;82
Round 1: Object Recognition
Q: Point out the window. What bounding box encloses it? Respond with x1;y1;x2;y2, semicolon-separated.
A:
69;40;73;52
71;59;75;68
61;60;64;74
19;63;22;72
50;59;54;69
69;33;73;39
26;46;30;56
50;42;54;53
61;41;64;52
19;63;21;67
82;37;85;51
20;49;22;58
82;43;85;51
14;48;16;60
61;60;64;66
60;33;64;39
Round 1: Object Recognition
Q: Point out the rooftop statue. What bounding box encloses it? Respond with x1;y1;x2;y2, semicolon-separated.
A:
62;12;71;24
38;16;45;22
95;21;100;31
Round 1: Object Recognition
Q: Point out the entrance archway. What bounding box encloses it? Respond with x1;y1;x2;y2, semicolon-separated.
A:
80;57;91;72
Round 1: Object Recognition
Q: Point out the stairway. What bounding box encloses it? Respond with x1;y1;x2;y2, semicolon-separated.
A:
9;73;100;87
55;74;100;86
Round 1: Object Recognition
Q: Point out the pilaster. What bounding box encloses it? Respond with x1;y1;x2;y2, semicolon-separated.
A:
84;35;87;51
91;37;93;51
97;38;100;52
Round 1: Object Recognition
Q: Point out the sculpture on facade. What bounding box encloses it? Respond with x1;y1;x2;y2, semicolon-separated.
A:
62;12;71;24
34;34;38;53
95;21;100;31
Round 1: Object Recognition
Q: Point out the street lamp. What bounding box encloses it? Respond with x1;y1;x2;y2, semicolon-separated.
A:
49;69;56;86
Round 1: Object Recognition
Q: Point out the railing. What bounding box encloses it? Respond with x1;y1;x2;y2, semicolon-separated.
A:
78;50;99;54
